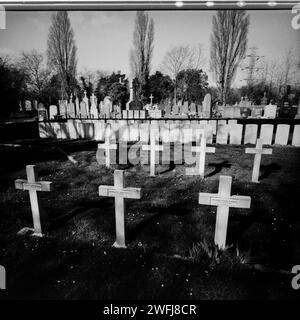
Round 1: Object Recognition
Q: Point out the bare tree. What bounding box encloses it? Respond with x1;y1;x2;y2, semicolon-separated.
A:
19;50;50;97
130;11;154;99
47;11;77;99
161;44;204;104
210;10;249;104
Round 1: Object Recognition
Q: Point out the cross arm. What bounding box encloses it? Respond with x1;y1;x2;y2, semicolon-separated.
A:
228;195;251;209
15;179;52;192
99;186;142;199
198;192;214;205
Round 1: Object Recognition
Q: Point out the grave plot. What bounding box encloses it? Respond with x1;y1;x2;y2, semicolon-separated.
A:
0;143;300;299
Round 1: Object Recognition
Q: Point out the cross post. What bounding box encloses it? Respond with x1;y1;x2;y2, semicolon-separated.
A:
98;134;117;167
15;165;52;236
99;170;141;248
198;175;251;249
142;129;164;176
245;138;272;183
186;129;215;177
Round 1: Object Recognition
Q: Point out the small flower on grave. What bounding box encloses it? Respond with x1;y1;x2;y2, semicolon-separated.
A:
72;280;76;284
161;284;164;287
104;251;107;255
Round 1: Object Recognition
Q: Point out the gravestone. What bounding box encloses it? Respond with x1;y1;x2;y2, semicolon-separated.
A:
80;101;88;118
186;129;215;177
216;123;229;144
67;94;75;118
59;100;67;118
229;124;243;145
83;91;89;115
15;165;52;236
37;103;48;121
198;175;251;249
142;129;164;176
75;95;80;117
25;100;32;111
264;104;277;118
245;139;272;183
292;125;300;146
202;93;211;118
126;78;134;110
99;170;141;248
172;104;179;115
182;101;189;114
49;105;58;119
190;103;197;115
260;124;274;145
103;96;112;118
244;124;258;144
90;93;99;118
165;104;171;116
98;131;117;167
274;124;289;145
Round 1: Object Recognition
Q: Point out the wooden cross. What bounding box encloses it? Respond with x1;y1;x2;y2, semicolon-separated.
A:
15;165;52;236
142;129;164;176
186;129;215;177
245;138;272;183
98;135;117;167
198;175;251;249
99;170;141;248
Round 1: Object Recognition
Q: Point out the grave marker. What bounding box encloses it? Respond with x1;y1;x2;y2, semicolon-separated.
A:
15;165;52;236
142;129;164;176
245;138;272;183
99;170;141;248
198;175;251;249
186;129;215;177
98;131;117;167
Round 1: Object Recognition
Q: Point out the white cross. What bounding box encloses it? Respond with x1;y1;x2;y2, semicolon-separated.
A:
198;175;251;249
15;165;52;236
150;94;154;105
98;135;117;167
245;138;272;183
186;129;215;177
142;129;164;176
99;170;141;248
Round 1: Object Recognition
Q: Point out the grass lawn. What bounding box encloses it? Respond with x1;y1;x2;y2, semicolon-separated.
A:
0;140;300;299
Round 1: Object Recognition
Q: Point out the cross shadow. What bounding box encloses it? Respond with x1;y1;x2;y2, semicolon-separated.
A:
259;163;282;181
159;161;176;175
206;160;232;178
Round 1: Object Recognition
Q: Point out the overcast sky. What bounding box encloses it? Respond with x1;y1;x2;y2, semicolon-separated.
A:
0;10;299;87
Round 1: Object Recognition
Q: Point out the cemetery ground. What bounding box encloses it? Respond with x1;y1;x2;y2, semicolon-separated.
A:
0;139;300;299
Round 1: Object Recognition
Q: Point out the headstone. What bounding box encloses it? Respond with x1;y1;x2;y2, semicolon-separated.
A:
165;104;172;116
37;103;48;121
182;101;189;115
274;124;290;145
142;128;164;176
229;124;243;145
245;139;272;183
25;100;32;111
198;175;251;249
216;124;229;144
90;93;99;118
49;105;58;119
103;96;112;118
190;103;197;115
15;165;52;236
59;100;67;118
75;95;80;117
172;104;179;115
260;124;274;145
80;101;88;118
98;170;141;248
97;130;117;167
67;94;75;118
292;125;300;146
83;91;89;115
264;104;277;118
244;124;258;144
186;129;215;177
202;93;211;118
126;78;134;110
